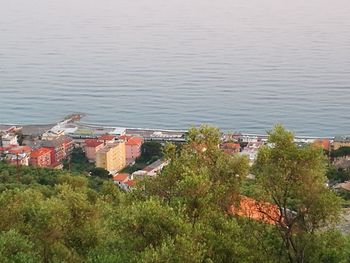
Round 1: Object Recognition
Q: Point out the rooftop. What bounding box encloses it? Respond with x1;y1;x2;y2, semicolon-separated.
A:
113;173;130;182
119;135;132;141
8;146;31;154
126;137;143;146
85;139;104;148
143;159;167;172
229;196;281;225
334;136;350;142
97;141;124;154
30;148;51;158
41;136;73;148
125;180;136;187
98;135;116;141
221;142;240;149
334;181;350;192
313;139;331;150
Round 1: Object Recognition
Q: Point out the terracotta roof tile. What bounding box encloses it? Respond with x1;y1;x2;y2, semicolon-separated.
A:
119;135;132;141
221;142;240;149
126;137;144;146
113;173;130;182
8;146;31;154
313;139;330;150
98;135;116;141
229;196;281;225
125;180;136;187
30;148;51;158
85;139;104;148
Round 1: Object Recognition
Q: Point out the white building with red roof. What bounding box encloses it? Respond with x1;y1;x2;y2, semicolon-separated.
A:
112;173;136;191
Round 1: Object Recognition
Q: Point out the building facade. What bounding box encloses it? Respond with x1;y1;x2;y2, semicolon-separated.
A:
41;136;73;166
120;135;144;164
84;139;104;162
30;148;52;168
96;141;126;172
1;134;18;147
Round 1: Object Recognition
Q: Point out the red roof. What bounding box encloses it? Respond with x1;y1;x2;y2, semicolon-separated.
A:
8;146;31;154
113;173;130;182
229;196;281;225
119;135;143;145
222;142;240;149
313;139;330;150
119;135;132;141
98;135;116;141
85;139;103;148
126;137;143;146
125;180;136;187
30;148;51;158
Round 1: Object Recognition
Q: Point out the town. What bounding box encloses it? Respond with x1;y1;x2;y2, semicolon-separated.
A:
1;115;350;192
1;116;350;262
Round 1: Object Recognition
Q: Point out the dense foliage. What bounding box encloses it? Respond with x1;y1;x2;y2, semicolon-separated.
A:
63;148;94;173
331;147;350;158
327;165;350;184
138;141;163;163
0;125;349;263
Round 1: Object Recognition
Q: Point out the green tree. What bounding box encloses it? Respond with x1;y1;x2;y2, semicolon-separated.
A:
253;125;342;263
137;126;252;262
89;167;111;179
331;146;350;158
0;229;40;263
0;125;349;263
141;125;249;212
139;141;163;163
326;165;350;184
63;147;94;173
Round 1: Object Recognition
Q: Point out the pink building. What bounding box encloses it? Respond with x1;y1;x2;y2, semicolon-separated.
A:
84;139;104;162
120;136;144;164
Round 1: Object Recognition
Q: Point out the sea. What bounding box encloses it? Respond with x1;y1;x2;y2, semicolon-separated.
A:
1;0;350;136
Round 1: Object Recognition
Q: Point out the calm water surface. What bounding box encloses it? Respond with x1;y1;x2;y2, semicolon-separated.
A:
1;0;350;136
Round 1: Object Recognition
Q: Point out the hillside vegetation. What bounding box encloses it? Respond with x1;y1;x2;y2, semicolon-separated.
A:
0;125;349;263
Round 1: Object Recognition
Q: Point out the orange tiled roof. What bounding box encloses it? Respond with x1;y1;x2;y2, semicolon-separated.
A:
221;142;240;149
119;135;132;141
85;139;103;148
229;196;281;225
30;148;51;158
313;139;330;150
126;137;143;146
8;146;31;154
113;173;130;182
98;135;116;141
125;180;136;187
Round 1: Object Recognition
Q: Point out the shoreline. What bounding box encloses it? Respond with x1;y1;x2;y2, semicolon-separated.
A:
0;114;337;140
0;121;335;140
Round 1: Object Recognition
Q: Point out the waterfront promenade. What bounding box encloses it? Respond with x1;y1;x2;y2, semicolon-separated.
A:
0;114;337;142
